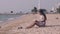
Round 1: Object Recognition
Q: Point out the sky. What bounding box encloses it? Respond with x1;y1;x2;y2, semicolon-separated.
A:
0;0;38;13
40;0;60;11
0;0;60;13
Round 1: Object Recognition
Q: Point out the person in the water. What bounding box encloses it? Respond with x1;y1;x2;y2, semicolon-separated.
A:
26;9;47;28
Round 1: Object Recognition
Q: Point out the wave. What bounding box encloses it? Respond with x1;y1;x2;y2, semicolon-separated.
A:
0;21;3;23
8;18;14;20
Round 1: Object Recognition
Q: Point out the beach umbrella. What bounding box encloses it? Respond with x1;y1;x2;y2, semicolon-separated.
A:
40;9;47;14
40;9;47;11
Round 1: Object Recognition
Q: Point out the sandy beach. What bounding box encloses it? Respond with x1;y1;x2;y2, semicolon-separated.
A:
0;14;60;34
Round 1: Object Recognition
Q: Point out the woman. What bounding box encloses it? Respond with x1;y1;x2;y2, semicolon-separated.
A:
26;9;47;28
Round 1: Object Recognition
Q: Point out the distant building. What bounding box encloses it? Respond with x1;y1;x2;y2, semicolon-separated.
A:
50;3;60;13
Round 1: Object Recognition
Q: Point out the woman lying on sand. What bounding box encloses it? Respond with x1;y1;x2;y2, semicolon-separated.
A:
26;9;47;28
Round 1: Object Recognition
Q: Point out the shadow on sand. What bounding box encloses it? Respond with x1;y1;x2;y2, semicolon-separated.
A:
45;25;60;27
34;25;60;28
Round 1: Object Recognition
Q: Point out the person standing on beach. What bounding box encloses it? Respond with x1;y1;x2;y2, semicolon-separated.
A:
32;7;38;14
26;9;47;28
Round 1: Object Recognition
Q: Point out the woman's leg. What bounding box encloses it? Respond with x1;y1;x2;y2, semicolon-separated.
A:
26;23;36;29
26;20;38;29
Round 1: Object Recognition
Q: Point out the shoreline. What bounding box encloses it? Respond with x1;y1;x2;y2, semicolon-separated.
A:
0;14;25;26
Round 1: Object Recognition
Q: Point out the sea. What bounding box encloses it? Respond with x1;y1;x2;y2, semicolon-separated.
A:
0;14;22;24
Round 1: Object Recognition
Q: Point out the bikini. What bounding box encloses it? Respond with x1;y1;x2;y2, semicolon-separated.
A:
35;15;46;27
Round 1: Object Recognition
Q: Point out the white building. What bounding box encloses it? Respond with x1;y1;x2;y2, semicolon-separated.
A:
51;3;60;13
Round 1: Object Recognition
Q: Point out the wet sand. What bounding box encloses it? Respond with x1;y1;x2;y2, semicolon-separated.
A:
0;14;60;34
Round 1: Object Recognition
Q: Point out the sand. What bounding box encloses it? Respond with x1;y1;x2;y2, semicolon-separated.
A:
0;14;60;34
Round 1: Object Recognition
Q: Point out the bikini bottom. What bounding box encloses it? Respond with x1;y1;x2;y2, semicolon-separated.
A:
34;20;46;27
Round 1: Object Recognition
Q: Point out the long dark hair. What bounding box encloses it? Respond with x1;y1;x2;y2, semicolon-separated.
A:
39;9;47;22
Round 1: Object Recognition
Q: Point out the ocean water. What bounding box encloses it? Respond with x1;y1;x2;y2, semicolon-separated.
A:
0;14;21;23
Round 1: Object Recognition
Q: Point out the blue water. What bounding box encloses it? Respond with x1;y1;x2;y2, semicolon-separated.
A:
0;14;21;22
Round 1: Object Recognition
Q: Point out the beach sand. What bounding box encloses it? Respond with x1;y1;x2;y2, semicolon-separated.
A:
0;14;60;34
